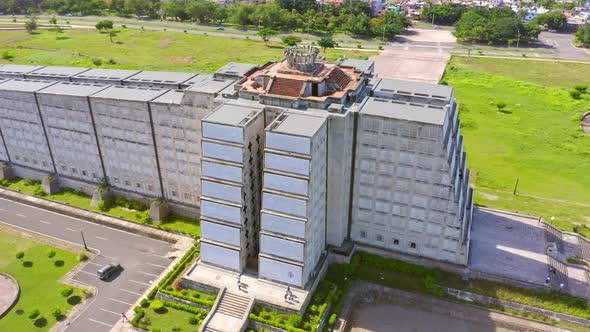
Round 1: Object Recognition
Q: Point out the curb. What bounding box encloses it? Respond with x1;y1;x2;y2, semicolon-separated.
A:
0;187;187;243
0;272;20;319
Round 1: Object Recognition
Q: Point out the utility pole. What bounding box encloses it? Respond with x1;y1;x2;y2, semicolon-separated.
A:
516;29;521;48
432;14;435;25
80;229;88;250
513;178;520;196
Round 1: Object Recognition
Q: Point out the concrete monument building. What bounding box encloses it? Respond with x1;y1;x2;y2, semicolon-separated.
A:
0;50;473;292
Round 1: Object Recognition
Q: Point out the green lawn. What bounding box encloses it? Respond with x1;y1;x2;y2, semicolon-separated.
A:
3;178;200;238
139;305;201;332
443;57;590;233
0;230;82;331
0;28;377;73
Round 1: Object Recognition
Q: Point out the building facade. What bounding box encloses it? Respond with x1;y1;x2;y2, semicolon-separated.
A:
0;49;473;287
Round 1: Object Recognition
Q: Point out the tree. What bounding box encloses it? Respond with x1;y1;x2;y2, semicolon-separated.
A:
575;24;590;47
163;0;188;21
318;34;336;53
496;101;506;112
95;20;114;31
534;11;567;30
343;13;371;36
49;16;57;26
109;31;117;43
25;18;37;34
186;0;218;23
281;35;302;46
256;28;276;46
421;3;467;25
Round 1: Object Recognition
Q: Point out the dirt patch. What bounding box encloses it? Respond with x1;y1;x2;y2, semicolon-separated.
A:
479;192;499;201
166;56;194;63
581;112;590;135
158;37;173;48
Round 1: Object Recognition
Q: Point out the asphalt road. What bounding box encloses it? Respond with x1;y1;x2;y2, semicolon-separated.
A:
0;197;176;332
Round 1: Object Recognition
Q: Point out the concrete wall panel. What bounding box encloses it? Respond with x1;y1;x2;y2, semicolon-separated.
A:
263;172;308;196
259;256;302;287
202;180;241;203
201;221;241;247
202;161;242;182
261;212;306;239
262;192;307;217
260;234;304;261
203;122;244;144
201;242;240;271
266;132;310;155
264;152;309;176
202;142;242;163
201;200;241;224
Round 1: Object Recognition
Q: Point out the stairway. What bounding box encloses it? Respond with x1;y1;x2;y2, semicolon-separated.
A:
216;292;251;319
199;289;253;332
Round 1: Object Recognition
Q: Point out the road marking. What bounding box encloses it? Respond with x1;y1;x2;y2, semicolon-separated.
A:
65;227;77;232
146;262;167;269
0;207;5;211
87;261;102;267
120;288;142;296
138;270;159;277
16;213;26;218
78;270;96;276
39;220;51;224
110;298;133;306
89;318;113;327
95;235;108;240
100;308;121;316
129;279;150;286
152;254;168;259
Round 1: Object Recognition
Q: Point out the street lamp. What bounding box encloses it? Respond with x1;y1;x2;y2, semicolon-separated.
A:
80;229;88;250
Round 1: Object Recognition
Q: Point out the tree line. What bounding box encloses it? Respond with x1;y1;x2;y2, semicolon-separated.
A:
0;0;411;39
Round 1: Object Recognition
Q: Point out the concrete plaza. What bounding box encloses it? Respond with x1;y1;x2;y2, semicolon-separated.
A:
469;208;548;285
185;261;310;312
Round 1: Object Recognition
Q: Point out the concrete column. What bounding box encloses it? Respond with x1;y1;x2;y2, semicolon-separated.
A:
91;187;112;208
150;199;169;223
0;162;14;180
41;175;60;195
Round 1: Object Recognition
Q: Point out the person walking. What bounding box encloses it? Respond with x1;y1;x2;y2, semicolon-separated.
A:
237;274;242;291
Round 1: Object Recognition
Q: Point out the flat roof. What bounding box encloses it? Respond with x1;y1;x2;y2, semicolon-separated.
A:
0;79;56;92
151;89;185;104
73;68;141;81
38;82;108;96
124;71;198;85
339;59;374;72
26;66;90;79
91;85;168;102
373;78;453;100
186;75;234;94
269;112;326;138
0;64;45;76
204;103;262;127
359;97;447;125
215;62;258;77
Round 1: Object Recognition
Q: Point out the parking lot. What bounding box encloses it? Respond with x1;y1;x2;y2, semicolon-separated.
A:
69;253;170;331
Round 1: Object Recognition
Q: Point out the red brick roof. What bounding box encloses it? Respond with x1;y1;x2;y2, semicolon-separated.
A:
268;77;303;97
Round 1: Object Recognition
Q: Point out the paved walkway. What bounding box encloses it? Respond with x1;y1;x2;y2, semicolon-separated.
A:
185;262;309;313
0;273;19;317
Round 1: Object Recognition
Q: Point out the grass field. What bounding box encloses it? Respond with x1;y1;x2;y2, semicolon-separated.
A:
443;57;590;234
0;230;82;331
139;305;200;331
0;28;377;73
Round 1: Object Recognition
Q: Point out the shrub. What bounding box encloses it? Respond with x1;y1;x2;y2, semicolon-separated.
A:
378;45;383;50
1;50;14;60
28;308;40;319
16;251;24;259
24;178;35;186
50;308;63;320
188;316;199;325
46;250;56;258
108;59;117;65
172;325;180;331
570;90;581;99
122;24;127;28
357;44;362;49
33;184;46;196
60;286;74;297
92;58;103;66
78;252;88;262
140;298;150;308
82;289;93;299
573;84;587;94
150;300;164;311
97;200;107;212
328;313;337;326
0;178;9;187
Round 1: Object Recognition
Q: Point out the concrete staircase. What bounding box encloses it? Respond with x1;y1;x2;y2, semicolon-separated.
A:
199;288;254;332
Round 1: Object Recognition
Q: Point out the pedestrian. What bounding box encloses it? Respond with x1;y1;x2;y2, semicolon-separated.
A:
559;283;564;291
237;274;242;290
545;276;551;285
284;289;288;301
289;289;294;301
121;312;128;323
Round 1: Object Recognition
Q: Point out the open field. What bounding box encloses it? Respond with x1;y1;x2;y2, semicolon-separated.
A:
0;230;81;331
0;28;376;73
444;56;590;234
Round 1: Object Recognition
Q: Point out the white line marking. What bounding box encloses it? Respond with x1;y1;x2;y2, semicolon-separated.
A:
100;308;121;316
65;227;77;232
152;254;168;258
120;288;142;296
110;298;133;306
146;262;167;269
0;208;4;211
138;270;159;277
95;235;108;240
77;270;96;276
88;261;102;267
39;220;51;224
129;279;150;286
16;213;26;218
89;318;113;327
